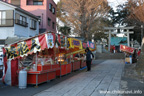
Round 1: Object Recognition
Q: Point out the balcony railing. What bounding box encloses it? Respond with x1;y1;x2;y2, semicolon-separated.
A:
30;26;36;30
15;19;28;27
0;19;14;27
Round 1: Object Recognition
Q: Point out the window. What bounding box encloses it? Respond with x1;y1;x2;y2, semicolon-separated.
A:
0;10;13;27
27;0;43;5
30;19;36;30
0;40;5;45
49;3;52;11
19;15;23;24
48;18;51;26
52;22;55;29
33;1;43;5
15;13;28;27
0;11;6;25
52;7;55;14
23;17;26;25
49;3;55;14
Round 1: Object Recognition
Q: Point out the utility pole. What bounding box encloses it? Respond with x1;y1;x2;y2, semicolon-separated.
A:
108;30;111;51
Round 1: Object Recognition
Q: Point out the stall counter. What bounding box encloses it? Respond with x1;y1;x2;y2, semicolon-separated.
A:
56;63;72;76
72;60;80;71
27;64;60;86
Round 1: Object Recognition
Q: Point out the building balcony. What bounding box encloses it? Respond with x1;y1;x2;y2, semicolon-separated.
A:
0;19;14;27
15;19;28;27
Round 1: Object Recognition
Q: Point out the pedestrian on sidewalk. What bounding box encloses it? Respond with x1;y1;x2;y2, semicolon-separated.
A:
85;47;94;71
137;49;141;56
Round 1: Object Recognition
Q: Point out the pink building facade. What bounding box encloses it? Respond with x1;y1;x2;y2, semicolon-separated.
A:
3;0;56;33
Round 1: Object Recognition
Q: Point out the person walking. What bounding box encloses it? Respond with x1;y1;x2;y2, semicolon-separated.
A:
137;49;141;56
85;47;94;71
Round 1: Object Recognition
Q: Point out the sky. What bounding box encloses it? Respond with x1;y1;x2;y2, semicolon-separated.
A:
53;0;59;4
107;0;127;8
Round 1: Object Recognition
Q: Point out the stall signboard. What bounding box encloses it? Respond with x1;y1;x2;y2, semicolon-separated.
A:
46;33;54;49
82;42;87;49
68;38;82;49
5;36;42;59
60;36;67;49
120;45;134;54
87;41;95;49
4;33;67;59
54;34;61;48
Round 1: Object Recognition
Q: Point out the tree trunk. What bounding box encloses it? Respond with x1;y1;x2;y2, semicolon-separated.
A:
135;37;144;76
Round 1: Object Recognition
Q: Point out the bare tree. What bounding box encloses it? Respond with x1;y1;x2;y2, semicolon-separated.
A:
57;0;110;41
127;0;144;76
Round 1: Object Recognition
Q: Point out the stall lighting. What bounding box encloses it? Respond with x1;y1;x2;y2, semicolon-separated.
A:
58;59;64;62
58;54;64;62
123;46;126;49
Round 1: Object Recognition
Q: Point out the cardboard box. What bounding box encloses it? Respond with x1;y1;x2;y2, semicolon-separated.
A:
125;57;130;63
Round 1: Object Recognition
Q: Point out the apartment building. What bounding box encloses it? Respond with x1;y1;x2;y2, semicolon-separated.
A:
0;1;39;56
3;0;57;33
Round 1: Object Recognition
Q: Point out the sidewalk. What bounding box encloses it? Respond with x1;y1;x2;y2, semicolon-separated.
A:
34;60;124;96
0;60;104;96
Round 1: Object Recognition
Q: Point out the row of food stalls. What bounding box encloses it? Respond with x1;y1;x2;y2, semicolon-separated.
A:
2;32;96;86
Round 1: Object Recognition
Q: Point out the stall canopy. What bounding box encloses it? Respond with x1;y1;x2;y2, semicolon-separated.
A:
4;32;96;59
120;45;134;54
4;32;67;60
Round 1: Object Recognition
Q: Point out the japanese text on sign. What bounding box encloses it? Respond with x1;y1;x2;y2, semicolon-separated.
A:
73;40;80;46
6;39;41;59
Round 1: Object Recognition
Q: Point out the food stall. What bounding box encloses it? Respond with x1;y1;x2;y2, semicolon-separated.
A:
65;40;96;70
80;41;96;68
2;32;96;86
2;32;69;86
66;38;83;71
120;45;134;64
55;34;72;76
55;52;72;76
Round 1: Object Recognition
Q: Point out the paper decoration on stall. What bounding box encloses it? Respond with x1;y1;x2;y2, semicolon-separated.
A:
54;34;60;48
65;37;67;49
87;41;95;49
60;35;67;49
82;42;87;49
67;41;70;49
120;45;134;54
68;38;82;49
46;33;54;48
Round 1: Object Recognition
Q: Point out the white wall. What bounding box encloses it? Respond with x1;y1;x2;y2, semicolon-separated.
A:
0;3;15;10
0;3;15;39
0;2;39;39
0;27;14;39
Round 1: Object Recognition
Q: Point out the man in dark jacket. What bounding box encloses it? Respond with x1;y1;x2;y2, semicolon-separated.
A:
85;47;94;71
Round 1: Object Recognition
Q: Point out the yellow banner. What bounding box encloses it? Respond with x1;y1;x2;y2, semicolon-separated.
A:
68;38;82;49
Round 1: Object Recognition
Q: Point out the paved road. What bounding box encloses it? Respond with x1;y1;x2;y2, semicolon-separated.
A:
0;60;104;96
34;60;124;96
